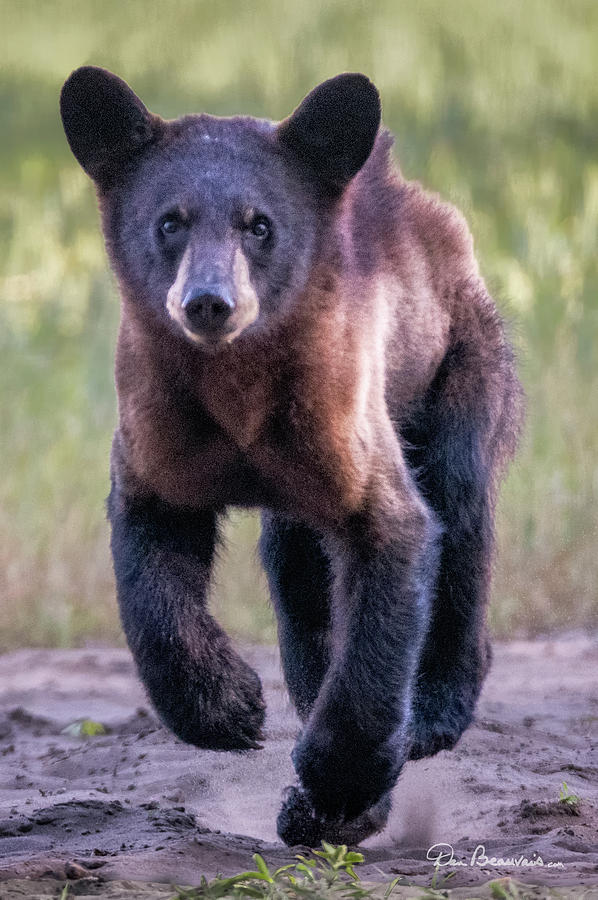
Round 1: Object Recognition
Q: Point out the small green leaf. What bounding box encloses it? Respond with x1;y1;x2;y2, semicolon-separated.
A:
61;718;106;738
271;864;295;877
295;856;316;868
253;854;273;882
383;875;402;899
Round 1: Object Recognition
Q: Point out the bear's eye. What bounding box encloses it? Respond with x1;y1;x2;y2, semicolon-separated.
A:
162;219;178;235
248;215;271;241
159;214;185;237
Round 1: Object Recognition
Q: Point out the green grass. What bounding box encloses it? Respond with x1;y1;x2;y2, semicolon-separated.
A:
167;846;575;900
1;0;597;648
172;843;372;899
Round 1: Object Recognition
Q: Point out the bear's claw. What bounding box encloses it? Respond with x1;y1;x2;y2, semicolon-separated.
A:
277;785;391;847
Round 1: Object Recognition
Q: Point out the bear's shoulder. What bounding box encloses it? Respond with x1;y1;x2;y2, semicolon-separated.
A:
395;178;479;288
349;132;479;292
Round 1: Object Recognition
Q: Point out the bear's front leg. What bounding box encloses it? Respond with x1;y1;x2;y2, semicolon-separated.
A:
107;477;265;751
278;469;441;845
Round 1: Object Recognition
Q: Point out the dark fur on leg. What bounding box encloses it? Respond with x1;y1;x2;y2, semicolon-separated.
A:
279;473;442;844
261;513;396;844
403;286;523;760
259;514;331;721
107;478;265;750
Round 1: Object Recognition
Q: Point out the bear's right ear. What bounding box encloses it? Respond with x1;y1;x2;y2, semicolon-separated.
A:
277;73;381;194
60;66;160;186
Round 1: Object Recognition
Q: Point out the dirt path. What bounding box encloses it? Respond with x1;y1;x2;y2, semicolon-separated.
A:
0;639;596;896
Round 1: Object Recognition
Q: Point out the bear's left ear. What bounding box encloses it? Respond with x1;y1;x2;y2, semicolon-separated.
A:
60;66;161;187
277;73;381;194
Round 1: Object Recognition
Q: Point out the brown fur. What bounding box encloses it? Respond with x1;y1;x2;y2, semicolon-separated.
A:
112;146;496;534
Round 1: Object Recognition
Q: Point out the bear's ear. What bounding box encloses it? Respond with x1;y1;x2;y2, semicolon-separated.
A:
60;66;160;186
277;73;381;194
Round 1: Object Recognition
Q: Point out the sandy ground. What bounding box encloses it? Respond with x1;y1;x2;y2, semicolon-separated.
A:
0;638;596;898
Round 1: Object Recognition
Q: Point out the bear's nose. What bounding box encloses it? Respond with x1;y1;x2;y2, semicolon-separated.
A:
182;289;235;333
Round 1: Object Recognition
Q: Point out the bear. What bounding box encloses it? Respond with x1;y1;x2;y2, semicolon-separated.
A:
59;66;523;847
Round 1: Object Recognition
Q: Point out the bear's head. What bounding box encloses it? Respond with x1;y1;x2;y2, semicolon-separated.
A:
60;67;381;350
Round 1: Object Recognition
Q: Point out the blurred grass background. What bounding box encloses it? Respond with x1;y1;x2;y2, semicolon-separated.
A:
1;0;597;649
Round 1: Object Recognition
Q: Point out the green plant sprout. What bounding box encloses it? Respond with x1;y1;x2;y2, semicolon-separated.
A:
61;718;106;737
558;781;581;809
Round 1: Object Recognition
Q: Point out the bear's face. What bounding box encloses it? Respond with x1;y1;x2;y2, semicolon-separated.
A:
60;67;381;351
103;118;321;348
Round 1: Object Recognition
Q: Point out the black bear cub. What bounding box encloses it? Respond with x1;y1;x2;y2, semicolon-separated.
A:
60;67;522;846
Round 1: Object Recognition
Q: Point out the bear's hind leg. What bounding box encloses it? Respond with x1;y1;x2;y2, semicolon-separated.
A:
259;514;331;721
404;400;494;761
403;285;522;761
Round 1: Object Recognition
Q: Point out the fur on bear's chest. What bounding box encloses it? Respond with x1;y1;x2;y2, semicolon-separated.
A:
116;313;377;521
117;372;368;524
